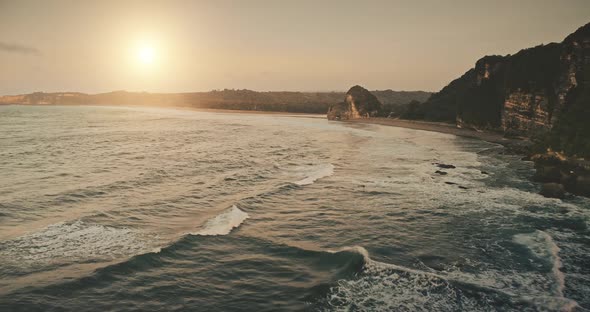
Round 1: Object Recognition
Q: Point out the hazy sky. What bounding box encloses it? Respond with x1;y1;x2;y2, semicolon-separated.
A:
1;0;589;95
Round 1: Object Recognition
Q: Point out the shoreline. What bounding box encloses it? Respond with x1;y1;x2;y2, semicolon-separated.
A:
3;104;528;148
349;117;590;198
4;104;587;197
345;117;531;152
0;103;325;118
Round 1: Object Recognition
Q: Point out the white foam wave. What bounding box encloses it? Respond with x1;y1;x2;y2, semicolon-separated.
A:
321;245;579;312
294;163;334;186
323;246;475;310
513;230;566;298
191;205;249;236
323;254;491;311
0;220;148;269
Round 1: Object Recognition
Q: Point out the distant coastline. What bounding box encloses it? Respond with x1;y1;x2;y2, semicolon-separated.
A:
0;89;431;115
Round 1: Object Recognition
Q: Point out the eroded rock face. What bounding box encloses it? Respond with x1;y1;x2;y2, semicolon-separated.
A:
546;23;590;157
414;22;590;158
501;90;554;135
434;43;563;134
327;85;382;120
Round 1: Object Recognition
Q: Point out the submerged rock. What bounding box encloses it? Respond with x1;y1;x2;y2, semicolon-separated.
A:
540;183;566;199
560;170;578;190
532;151;590;198
327;85;382;120
532;165;562;183
436;163;456;169
575;175;590;197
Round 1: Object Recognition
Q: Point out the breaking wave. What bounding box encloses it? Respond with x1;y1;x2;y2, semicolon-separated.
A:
314;245;579;312
190;205;249;236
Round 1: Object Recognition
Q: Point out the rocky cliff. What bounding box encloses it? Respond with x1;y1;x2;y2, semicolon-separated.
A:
327;85;382;120
410;22;590;158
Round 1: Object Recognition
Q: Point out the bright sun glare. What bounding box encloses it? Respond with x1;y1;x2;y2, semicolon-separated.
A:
137;45;155;64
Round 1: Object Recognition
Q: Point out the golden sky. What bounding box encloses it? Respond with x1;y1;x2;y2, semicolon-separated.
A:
0;0;588;95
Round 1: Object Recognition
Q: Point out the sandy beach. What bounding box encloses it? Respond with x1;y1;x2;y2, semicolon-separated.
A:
346;117;530;150
186;109;530;151
184;109;528;149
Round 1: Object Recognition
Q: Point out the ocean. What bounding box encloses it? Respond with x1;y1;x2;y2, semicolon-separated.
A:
0;105;588;311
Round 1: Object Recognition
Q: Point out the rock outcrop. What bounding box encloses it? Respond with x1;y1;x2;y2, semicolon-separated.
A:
532;152;590;197
540;183;566;199
408;22;590;158
327;85;382;120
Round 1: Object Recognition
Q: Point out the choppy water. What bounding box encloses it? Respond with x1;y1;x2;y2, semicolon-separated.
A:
0;105;589;312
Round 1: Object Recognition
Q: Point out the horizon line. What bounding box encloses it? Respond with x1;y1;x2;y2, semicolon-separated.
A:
0;88;437;97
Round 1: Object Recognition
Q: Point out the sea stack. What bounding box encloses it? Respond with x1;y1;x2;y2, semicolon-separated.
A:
327;85;382;120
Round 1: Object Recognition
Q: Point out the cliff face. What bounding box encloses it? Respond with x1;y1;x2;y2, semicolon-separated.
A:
546;23;590;157
414;22;590;157
327;85;382;120
499;43;562;135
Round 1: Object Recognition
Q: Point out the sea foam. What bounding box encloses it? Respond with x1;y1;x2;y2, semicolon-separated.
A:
0;220;148;270
294;163;334;186
320;243;579;312
191;205;249;236
513;230;566;298
320;246;497;312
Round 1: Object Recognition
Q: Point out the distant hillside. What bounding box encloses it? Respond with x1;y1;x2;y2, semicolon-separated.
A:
404;22;590;158
0;89;431;115
372;90;432;117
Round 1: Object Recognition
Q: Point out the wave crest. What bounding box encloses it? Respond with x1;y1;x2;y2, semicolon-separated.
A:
190;205;249;236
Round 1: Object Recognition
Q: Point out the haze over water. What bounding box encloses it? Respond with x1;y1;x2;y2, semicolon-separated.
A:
0;105;589;311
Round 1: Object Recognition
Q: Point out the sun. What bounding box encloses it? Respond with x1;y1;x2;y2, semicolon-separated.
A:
137;45;155;64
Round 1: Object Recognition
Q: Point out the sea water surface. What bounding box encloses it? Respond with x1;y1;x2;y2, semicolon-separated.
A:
0;105;589;311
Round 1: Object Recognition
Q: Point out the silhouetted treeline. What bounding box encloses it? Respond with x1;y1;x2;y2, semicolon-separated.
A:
0;89;431;115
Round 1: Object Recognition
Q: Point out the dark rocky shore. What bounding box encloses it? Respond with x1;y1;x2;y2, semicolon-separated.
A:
532;152;590;198
353;115;589;199
359;115;590;199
